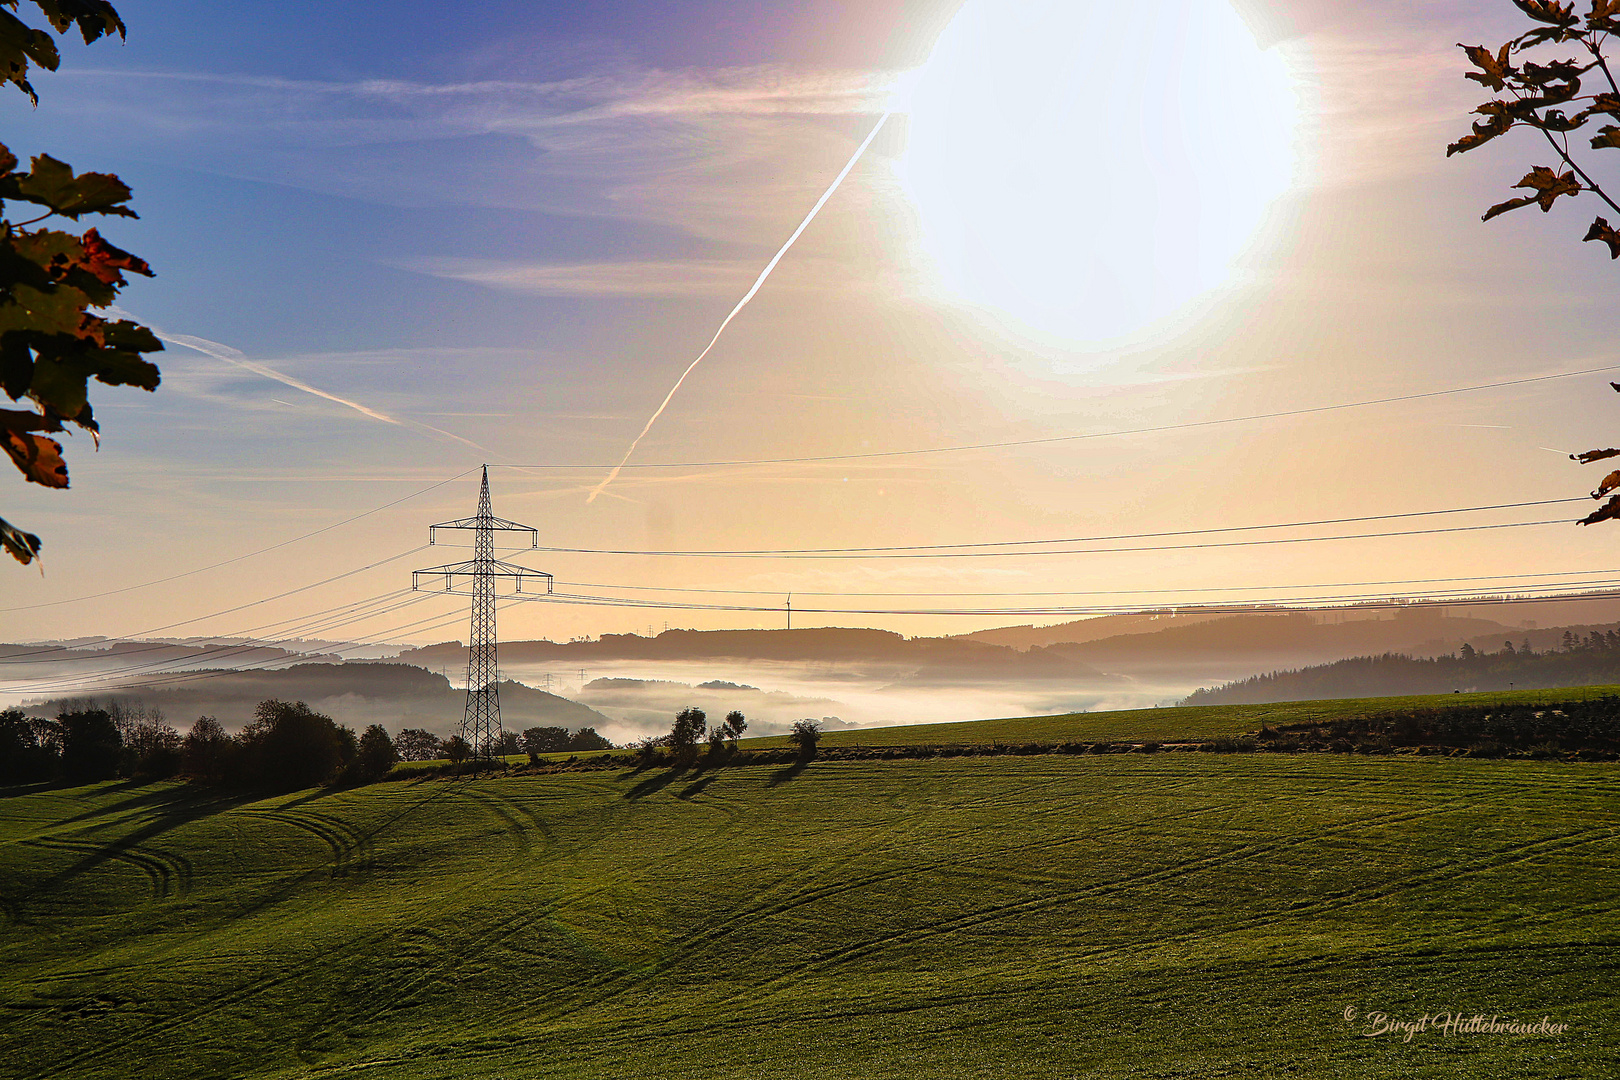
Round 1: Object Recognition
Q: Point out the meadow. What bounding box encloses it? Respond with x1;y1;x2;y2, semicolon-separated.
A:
741;685;1620;748
1;744;1614;1078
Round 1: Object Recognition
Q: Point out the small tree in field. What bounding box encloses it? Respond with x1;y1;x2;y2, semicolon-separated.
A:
1449;1;1620;522
443;735;470;764
523;725;569;760
395;728;443;761
708;710;748;755
348;724;398;783
567;726;612;751
669;707;707;760
788;719;823;759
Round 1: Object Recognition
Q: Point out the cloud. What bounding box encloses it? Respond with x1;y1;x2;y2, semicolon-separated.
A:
111;308;487;452
404;257;756;298
53;62;905;244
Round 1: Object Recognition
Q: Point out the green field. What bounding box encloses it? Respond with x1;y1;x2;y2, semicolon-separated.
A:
2;749;1614;1078
739;685;1620;748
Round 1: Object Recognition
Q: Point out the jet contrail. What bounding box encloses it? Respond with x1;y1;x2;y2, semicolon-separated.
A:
587;109;894;502
115;309;488;452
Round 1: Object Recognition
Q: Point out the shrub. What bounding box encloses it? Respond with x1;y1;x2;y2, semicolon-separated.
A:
123;715;181;779
236;700;354;790
669;707;707;760
444;735;471;764
789;719;823;758
0;708;55;783
346;724;399;784
523;726;570;761
59;709;122;783
568;726;613;751
395;728;444;761
181;716;233;784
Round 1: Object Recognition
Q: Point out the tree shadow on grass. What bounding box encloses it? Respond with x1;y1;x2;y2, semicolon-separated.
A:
624;763;690;800
767;759;811;787
15;786;258;904
677;774;718;799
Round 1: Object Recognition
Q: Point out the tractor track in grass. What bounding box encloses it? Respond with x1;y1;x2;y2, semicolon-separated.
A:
17;836;193;901
8;784;462;1080
515;792;1485;1033
248;807;375;877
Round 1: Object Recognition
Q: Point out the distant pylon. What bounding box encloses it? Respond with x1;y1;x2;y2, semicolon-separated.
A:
412;466;551;760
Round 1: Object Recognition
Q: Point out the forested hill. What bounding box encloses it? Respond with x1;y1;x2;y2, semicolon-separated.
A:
1183;633;1620;705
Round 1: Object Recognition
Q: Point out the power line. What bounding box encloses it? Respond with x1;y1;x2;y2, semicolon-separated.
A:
0;545;430;667
493;364;1620;472
535;517;1569;560
464;582;1620;618
537;498;1584;557
1;591;460;697
551;565;1620;598
0;470;475;614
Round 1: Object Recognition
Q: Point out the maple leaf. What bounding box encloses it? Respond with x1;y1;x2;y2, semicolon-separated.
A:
1588;0;1620;30
1;427;66;488
0;513;40;565
1448;110;1514;155
1573;447;1620;463
1592;124;1620;150
1584;216;1620;257
75;227;149;285
1594;469;1620;497
1460;43;1515;91
1581;494;1620;524
1;153;135;219
1514;0;1578;26
30;1;124;44
1517;165;1581;210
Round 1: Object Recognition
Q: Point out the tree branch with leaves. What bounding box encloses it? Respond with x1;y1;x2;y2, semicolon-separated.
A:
0;0;161;565
1451;1;1620;524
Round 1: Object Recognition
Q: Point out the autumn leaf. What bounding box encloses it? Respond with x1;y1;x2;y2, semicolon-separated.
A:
2;427;66;487
1513;0;1578;27
1460;43;1514;91
1592;0;1620;31
1573;447;1620;463
0;513;40;565
2;153;135;219
0;8;59;105
1483;195;1538;221
75;228;149;285
1448;110;1514;156
1516;165;1581;211
1584;216;1620;257
1581;494;1620;524
30;0;125;44
1594;469;1620;497
1592;125;1620;150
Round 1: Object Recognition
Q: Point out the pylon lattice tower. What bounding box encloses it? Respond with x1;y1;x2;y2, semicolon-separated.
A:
413;467;551;759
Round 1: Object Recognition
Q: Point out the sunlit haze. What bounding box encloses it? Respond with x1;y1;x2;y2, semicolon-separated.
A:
1;0;1616;708
900;0;1297;342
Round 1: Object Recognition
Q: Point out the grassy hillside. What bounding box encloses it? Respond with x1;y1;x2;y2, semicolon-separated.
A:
740;685;1620;748
1;754;1613;1078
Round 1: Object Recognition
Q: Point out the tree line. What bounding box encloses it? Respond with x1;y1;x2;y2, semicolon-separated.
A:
1184;630;1620;705
0;698;612;790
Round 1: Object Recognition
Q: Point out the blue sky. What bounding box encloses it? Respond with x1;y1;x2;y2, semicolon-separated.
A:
4;0;1619;651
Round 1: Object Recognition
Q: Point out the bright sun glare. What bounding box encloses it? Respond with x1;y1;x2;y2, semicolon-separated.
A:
898;0;1298;344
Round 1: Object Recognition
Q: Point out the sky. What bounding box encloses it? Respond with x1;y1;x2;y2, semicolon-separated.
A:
3;0;1619;651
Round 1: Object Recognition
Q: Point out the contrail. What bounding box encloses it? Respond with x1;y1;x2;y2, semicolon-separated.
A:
587;109;894;502
115;309;487;452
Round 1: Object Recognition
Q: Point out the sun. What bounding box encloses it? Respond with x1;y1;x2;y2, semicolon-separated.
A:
897;0;1298;344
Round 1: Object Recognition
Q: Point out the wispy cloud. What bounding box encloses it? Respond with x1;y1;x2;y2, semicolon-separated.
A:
112;309;487;452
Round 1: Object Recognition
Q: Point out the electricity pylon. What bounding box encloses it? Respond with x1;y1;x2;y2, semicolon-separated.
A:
412;466;551;760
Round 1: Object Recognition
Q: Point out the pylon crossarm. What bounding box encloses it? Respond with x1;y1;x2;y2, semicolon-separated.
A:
428;516;538;546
